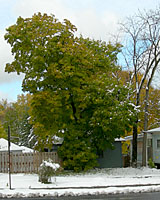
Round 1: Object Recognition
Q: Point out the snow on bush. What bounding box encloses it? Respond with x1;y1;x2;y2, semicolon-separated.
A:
38;159;62;184
41;160;60;171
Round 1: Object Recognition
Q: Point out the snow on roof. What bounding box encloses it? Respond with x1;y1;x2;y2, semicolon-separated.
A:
0;138;33;153
52;136;64;144
144;127;160;133
124;132;153;141
115;137;125;142
0;138;22;152
20;146;34;153
124;134;143;141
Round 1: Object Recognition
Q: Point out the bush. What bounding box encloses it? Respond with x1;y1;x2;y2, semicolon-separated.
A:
58;135;98;172
148;158;156;168
38;159;63;184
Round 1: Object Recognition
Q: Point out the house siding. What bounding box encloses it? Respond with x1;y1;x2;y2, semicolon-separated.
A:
97;142;123;168
152;133;160;164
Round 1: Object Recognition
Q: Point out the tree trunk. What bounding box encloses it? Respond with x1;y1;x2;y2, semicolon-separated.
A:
132;91;140;167
132;118;138;167
142;132;147;166
142;87;149;166
142;57;158;166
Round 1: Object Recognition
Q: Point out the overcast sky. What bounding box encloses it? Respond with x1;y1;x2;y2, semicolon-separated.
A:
0;0;159;102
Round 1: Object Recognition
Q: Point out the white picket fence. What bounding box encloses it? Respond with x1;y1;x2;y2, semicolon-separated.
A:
0;152;61;173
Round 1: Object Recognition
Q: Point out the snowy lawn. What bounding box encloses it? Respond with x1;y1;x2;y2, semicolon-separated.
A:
1;167;160;198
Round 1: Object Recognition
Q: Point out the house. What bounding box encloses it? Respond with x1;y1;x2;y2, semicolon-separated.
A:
125;133;152;166
44;136;64;152
97;138;125;168
125;127;160;167
144;127;160;167
0;138;34;153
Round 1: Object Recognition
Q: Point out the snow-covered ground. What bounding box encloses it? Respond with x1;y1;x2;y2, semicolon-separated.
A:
1;167;160;198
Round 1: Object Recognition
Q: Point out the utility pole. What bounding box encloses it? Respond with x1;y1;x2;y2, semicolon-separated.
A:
8;125;12;190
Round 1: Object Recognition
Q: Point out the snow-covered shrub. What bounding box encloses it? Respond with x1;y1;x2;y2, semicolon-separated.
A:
38;159;63;183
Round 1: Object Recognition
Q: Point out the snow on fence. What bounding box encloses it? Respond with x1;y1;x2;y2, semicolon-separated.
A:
0;152;61;173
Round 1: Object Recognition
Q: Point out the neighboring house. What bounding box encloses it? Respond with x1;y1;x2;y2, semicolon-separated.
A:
0;138;34;153
49;136;124;168
125;127;160;167
19;145;34;153
97;138;125;168
145;127;160;167
44;136;64;152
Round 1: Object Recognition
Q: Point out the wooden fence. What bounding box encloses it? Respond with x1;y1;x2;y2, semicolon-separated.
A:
0;152;61;173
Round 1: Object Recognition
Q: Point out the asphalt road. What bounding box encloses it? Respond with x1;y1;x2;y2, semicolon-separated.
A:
1;192;160;200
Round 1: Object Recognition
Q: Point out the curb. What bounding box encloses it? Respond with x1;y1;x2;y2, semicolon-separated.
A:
29;183;160;190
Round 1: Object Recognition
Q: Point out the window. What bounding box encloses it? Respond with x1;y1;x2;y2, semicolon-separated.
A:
147;139;152;147
157;140;160;148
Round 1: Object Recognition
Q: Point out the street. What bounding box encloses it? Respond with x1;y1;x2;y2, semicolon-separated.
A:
1;192;160;200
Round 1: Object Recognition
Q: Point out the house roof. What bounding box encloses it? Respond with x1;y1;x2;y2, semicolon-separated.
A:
144;127;160;133
124;133;152;141
124;127;160;141
0;138;33;153
125;134;143;141
19;146;34;153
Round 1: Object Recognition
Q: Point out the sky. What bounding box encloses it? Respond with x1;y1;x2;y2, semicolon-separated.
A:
0;0;160;102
